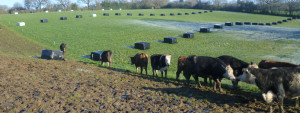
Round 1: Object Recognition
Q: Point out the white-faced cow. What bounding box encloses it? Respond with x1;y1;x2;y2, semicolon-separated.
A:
176;56;187;81
238;66;300;113
131;53;148;75
60;43;67;55
218;55;258;89
258;60;298;69
101;50;113;67
183;55;235;92
151;54;171;78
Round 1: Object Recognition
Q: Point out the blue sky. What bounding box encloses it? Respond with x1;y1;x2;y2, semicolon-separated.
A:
0;0;77;8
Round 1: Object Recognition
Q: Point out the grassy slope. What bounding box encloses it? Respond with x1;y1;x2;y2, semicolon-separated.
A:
0;9;299;91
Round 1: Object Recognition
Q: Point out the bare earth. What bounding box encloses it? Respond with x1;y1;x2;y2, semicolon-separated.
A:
0;56;299;113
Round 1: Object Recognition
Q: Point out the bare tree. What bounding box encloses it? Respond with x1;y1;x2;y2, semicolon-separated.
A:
56;0;71;10
24;0;33;10
77;0;92;10
32;0;49;10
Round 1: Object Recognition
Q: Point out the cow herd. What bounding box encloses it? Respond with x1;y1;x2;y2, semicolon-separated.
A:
60;43;299;112
130;52;300;113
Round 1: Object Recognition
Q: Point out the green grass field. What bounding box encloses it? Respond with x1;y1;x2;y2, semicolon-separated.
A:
0;9;300;91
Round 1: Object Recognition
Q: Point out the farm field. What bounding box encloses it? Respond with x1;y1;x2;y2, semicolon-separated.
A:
0;9;300;112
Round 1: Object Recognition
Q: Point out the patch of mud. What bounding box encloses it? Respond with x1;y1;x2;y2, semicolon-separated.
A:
129;20;300;40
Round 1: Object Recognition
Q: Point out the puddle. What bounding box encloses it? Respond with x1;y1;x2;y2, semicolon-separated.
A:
82;55;91;59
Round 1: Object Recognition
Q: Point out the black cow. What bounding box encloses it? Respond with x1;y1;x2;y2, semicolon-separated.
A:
218;55;258;89
239;66;300;113
101;50;113;67
151;54;171;78
183;55;235;92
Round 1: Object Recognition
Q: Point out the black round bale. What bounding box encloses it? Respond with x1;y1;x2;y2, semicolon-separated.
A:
244;22;251;25
183;32;194;38
283;20;287;22
204;11;208;13
200;27;210;33
127;13;132;16
30;11;35;13
252;23;258;25
287;18;292;20
235;22;243;25
198;12;202;14
272;22;277;25
40;19;48;23
178;13;182;15
185;13;189;15
60;17;67;20
150;14;155;16
139;13;144;16
258;23;264;25
192;12;196;14
160;14;165;16
134;42;150;50
225;22;233;26
266;23;271;26
210;10;213;12
277;21;282;24
170;13;174;16
292;17;297;19
115;13;121;16
214;24;223;29
76;15;82;18
164;37;177;44
103;13;109;16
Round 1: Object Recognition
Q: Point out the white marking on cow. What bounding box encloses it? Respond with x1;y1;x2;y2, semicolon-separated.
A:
238;68;257;85
288;74;300;98
262;91;275;104
160;66;169;71
165;55;171;66
248;63;259;68
223;65;235;81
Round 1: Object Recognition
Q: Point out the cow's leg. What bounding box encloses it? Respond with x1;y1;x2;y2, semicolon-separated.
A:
136;66;138;73
204;77;208;85
277;85;285;113
176;69;182;81
217;79;223;93
269;102;273;113
296;97;299;107
152;69;155;77
193;75;201;88
156;70;158;77
140;67;143;74
160;71;164;78
184;73;191;87
213;79;217;91
145;67;148;76
101;61;104;66
164;70;167;78
209;78;212;87
108;61;112;67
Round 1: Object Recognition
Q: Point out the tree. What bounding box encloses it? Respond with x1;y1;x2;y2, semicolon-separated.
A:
32;0;49;10
70;3;79;10
78;0;92;10
24;0;33;10
56;0;71;10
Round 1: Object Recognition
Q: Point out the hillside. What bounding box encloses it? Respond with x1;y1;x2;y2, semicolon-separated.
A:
0;26;299;112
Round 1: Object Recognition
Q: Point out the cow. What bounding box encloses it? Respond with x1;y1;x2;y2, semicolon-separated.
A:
101;50;113;67
176;56;187;81
217;55;258;89
258;60;298;69
151;54;171;78
183;55;235;92
130;53;148;75
60;43;67;55
238;66;300;113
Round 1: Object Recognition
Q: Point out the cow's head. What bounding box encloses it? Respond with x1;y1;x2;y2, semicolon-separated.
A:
130;57;135;65
223;65;235;81
238;68;257;85
165;55;171;66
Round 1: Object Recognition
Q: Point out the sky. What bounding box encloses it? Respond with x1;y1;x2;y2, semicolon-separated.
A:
0;0;78;8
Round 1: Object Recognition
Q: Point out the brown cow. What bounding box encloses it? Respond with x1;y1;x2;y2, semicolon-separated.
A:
60;43;67;55
258;60;298;69
176;56;187;81
131;53;148;75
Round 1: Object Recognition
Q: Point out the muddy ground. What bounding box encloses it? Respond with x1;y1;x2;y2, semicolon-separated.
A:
0;56;299;112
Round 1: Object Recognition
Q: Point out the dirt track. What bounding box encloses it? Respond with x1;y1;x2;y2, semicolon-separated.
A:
0;56;299;112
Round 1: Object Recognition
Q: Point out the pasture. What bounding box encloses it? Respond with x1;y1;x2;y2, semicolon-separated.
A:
0;9;300;91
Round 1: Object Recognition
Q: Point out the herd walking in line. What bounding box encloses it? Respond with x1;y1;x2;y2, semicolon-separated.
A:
55;43;300;113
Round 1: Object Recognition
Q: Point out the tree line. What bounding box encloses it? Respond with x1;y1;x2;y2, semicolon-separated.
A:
0;0;299;16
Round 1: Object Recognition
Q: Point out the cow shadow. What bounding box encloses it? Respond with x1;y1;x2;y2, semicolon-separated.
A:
124;46;134;49
156;40;164;43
